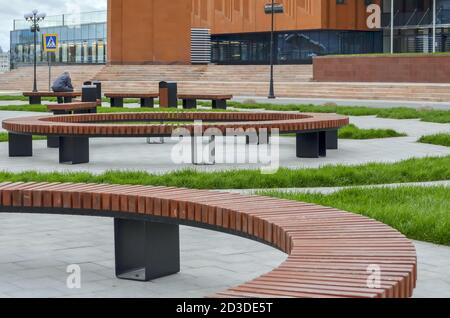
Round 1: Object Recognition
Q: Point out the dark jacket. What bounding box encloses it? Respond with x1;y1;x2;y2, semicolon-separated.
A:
52;73;74;92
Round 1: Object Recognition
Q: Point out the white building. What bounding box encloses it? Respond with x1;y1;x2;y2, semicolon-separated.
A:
0;52;10;73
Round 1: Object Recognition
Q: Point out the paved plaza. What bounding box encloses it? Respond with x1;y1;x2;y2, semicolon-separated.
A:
0;109;449;298
0;213;448;298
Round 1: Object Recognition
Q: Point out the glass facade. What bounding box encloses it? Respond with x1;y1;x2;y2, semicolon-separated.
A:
10;11;107;67
212;30;383;64
382;0;450;53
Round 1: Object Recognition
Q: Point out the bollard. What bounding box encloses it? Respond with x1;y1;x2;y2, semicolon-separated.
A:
82;85;98;113
159;81;178;108
84;81;102;103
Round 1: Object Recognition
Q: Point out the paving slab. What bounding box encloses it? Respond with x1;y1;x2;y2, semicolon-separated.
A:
0;213;447;298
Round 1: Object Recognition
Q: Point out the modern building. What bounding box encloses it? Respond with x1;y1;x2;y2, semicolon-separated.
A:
13;0;449;66
108;0;383;65
0;51;10;73
382;0;450;53
10;11;106;66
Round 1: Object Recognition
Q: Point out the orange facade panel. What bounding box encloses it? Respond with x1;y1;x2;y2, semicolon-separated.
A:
108;0;192;65
108;0;382;64
191;0;381;33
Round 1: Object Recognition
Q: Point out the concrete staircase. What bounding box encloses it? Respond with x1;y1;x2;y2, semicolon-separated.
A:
0;65;105;92
1;64;450;102
94;64;450;102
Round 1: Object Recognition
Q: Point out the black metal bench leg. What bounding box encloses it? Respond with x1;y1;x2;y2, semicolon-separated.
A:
140;98;154;108
111;97;124;107
29;96;42;105
114;218;180;281
47;137;60;148
64;97;73;103
59;136;89;164
183;99;197;109
326;130;339;150
319;131;327;157
296;132;327;158
212;99;227;110
296;132;319;158
9;133;32;157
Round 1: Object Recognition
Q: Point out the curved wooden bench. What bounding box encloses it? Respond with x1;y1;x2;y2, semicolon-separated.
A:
3;112;349;164
23;91;82;105
0;182;417;298
104;92;159;108
47;102;98;115
178;94;233;109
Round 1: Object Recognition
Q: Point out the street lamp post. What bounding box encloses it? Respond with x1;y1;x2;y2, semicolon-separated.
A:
264;2;283;99
24;9;46;92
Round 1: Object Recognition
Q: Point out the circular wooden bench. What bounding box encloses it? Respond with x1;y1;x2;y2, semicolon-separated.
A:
3;112;349;164
0;182;417;298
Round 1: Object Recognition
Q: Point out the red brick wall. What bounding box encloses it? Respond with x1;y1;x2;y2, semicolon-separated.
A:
313;55;450;83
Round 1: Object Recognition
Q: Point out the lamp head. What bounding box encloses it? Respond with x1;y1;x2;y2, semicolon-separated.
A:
24;13;33;20
36;12;46;20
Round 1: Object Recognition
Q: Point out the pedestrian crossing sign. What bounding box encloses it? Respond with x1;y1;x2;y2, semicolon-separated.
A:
43;34;58;52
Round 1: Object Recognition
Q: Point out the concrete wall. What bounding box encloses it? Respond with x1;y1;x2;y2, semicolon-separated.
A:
107;0;192;65
313;55;450;83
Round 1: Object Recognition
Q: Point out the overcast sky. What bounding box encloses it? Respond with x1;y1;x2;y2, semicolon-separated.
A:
0;0;107;51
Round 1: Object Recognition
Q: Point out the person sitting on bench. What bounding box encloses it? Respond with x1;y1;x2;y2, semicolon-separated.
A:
52;71;74;103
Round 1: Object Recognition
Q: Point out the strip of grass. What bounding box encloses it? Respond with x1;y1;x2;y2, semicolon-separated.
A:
0;156;449;189
0;105;225;113
260;186;450;246
284;124;406;139
0;132;46;142
338;124;406;139
229;102;450;124
419;133;450;147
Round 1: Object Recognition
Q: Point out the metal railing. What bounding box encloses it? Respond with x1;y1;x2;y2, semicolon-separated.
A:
382;8;450;28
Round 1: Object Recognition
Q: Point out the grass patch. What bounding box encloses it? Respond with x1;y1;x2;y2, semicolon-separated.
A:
0;156;449;189
338;124;406;139
260;186;450;246
0;132;46;142
419;133;450;147
229;102;450;124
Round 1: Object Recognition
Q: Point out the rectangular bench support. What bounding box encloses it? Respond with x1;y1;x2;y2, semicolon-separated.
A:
47;137;60;148
29;96;42;105
9;133;32;157
326;130;338;150
140;98;154;108
212;99;227;110
183;99;197;109
59;136;89;164
110;97;124;107
296;132;327;158
114;218;180;281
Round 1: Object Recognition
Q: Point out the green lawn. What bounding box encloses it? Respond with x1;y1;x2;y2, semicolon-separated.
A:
228;102;450;124
419;133;450;147
338;124;406;139
260;186;450;246
0;155;449;189
1;95;450;123
0;132;46;143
